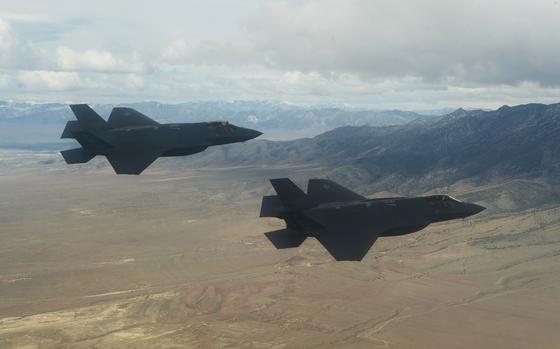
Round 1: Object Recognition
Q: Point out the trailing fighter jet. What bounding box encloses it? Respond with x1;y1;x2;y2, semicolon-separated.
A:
60;104;262;174
260;178;485;261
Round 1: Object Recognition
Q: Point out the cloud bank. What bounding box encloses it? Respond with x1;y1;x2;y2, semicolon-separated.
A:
0;0;559;109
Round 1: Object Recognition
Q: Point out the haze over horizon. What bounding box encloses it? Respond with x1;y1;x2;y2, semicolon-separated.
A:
1;0;559;110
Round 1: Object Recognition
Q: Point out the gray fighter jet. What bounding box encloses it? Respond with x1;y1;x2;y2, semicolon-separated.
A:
61;104;262;174
260;178;485;261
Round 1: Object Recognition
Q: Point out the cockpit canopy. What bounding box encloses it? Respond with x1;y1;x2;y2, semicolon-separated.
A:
206;121;237;133
207;121;229;126
424;195;462;209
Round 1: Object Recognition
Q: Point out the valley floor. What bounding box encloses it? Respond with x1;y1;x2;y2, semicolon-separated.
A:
1;151;559;348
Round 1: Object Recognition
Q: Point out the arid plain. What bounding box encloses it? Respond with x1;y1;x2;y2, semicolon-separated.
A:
1;150;559;348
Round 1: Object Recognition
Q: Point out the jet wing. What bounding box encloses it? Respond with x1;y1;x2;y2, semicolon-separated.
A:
307;179;366;204
108;107;160;128
265;229;307;249
304;202;387;261
106;149;161;175
314;225;378;261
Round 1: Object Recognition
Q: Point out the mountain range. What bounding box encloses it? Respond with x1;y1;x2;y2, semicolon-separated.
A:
0;100;437;146
162;103;560;209
1;100;558;210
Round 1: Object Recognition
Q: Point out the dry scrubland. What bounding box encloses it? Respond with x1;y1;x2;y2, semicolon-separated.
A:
1;151;559;348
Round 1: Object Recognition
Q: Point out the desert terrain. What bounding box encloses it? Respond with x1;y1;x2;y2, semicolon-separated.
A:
1;150;559;348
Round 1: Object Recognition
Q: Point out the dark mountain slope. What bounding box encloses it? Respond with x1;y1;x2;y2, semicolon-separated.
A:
171;103;560;198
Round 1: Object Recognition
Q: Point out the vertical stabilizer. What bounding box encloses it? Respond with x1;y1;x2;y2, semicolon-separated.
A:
270;178;315;210
307;179;366;204
69;104;109;130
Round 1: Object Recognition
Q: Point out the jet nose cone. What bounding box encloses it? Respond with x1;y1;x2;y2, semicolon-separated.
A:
465;203;486;217
245;128;263;140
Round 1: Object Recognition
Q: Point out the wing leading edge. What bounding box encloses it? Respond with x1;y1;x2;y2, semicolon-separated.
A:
314;226;378;261
106;149;161;175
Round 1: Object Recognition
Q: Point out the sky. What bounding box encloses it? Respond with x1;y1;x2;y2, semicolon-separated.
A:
0;0;559;110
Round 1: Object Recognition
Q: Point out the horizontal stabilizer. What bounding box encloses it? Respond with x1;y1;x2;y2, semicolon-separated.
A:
108;107;159;128
260;195;284;218
72;132;113;150
60;148;95;164
265;229;307;249
307;179;366;204
69;104;109;130
270;178;315;210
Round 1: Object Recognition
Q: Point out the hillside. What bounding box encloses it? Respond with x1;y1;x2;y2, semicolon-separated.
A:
166;103;559;192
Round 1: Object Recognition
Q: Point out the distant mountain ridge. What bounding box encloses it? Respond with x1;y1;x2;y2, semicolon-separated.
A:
164;102;560;204
1;101;558;210
0;100;436;144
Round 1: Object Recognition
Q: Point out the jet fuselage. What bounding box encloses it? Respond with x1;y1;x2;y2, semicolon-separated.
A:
82;122;262;157
260;178;485;261
61;105;262;174
301;195;485;238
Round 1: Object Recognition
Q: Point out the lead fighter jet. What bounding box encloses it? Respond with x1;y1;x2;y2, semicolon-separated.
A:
260;178;485;261
61;104;262;174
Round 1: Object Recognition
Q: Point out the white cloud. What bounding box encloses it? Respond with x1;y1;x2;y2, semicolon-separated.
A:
0;18;52;70
160;38;256;67
56;47;146;73
0;72;11;89
0;19;14;51
161;39;190;62
0;1;559;108
17;70;81;90
0;12;52;23
124;73;145;89
246;0;560;87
